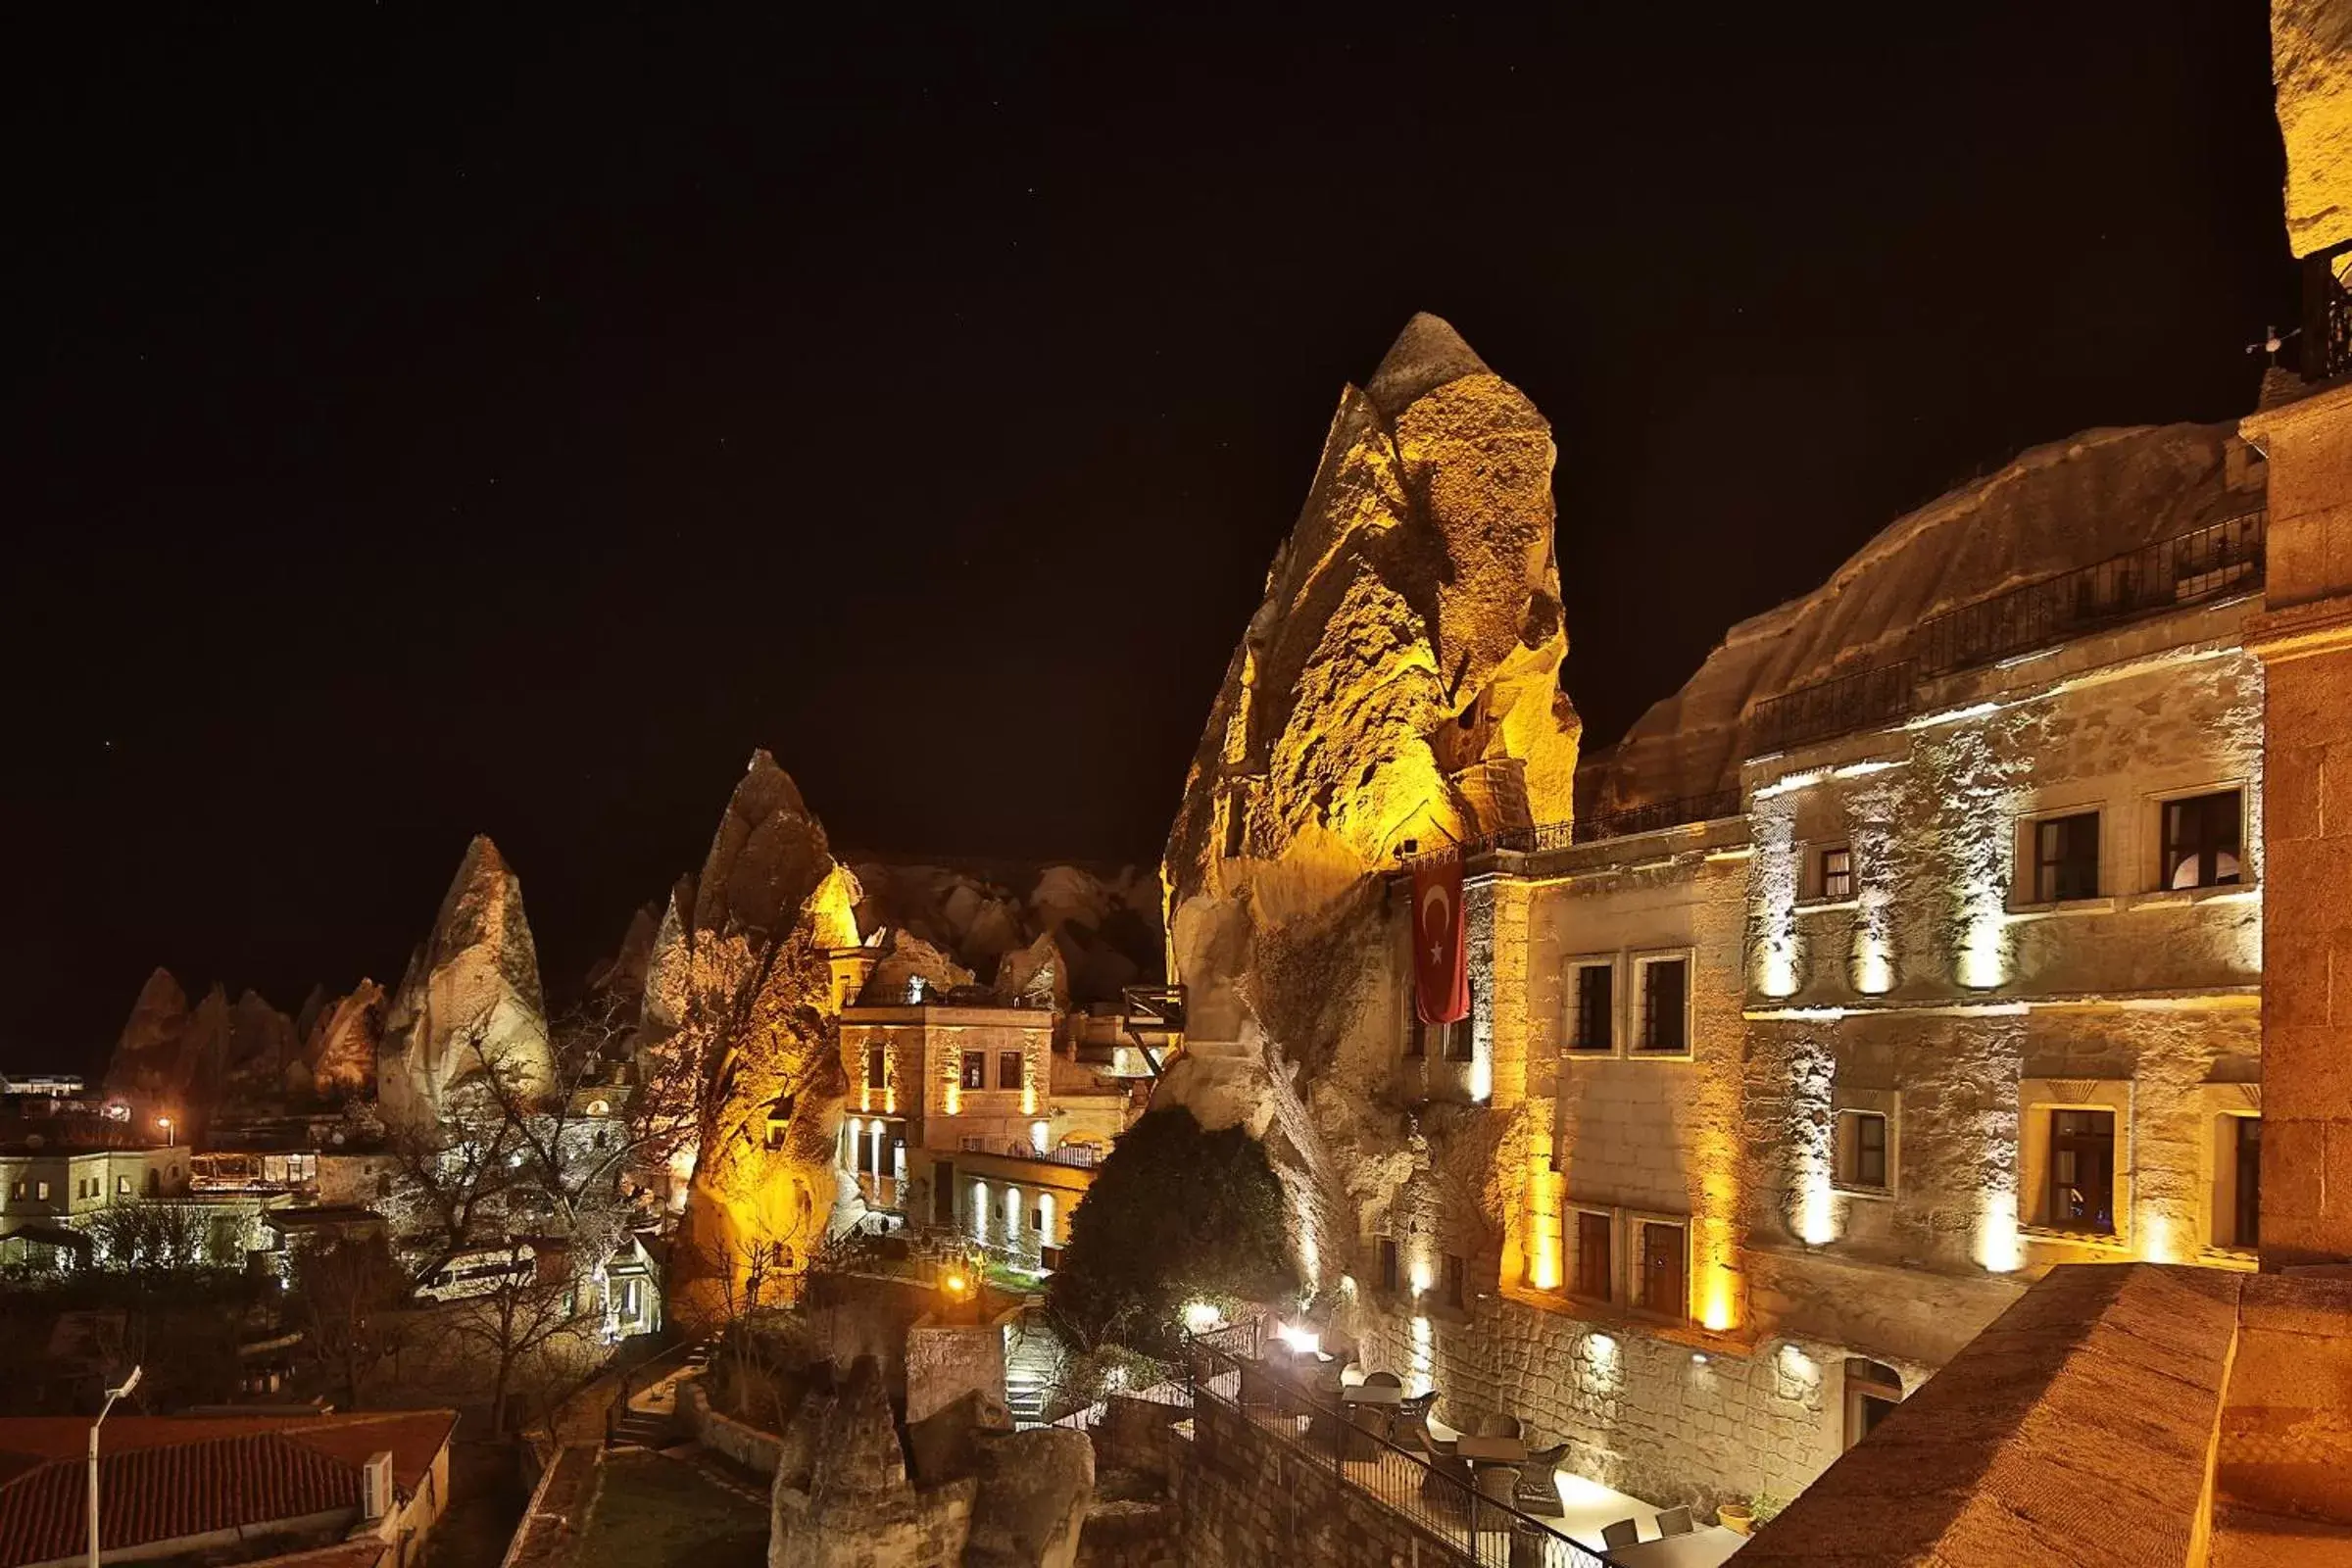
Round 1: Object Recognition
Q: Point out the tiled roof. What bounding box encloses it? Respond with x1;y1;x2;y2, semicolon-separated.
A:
0;1409;456;1568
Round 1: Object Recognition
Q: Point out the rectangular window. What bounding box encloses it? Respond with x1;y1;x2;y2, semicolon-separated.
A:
2162;791;2243;891
866;1046;888;1091
2048;1109;2116;1234
856;1131;876;1176
1637;958;1690;1054
933;1162;956;1225
1442;1252;1466;1308
2234;1117;2262;1250
960;1052;987;1092
2034;811;2101;903
1638;1222;1687;1319
1404;1017;1426;1058
1574;1211;1612;1302
1819;844;1853;901
999;1051;1023;1090
8;1180;22;1200
1378;1237;1399;1295
1838;1110;1889;1191
1443;1018;1473;1062
35;1182;49;1202
117;1175;130;1196
1568;964;1613;1054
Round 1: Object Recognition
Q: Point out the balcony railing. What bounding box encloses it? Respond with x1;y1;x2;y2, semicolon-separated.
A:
2304;237;2352;384
1749;510;2266;755
957;1136;1105;1169
1569;789;1744;846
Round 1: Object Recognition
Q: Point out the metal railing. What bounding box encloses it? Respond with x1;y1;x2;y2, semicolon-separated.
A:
956;1136;1105;1169
1913;511;2264;676
1183;1331;1627;1568
1570;789;1744;846
2304;237;2352;384
1749;510;2266;755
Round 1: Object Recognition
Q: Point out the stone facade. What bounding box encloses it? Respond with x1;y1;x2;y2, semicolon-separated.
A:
1308;418;2278;1519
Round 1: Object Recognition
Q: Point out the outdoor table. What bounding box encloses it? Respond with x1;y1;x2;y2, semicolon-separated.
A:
1607;1525;1747;1568
1340;1382;1403;1405
1455;1433;1530;1463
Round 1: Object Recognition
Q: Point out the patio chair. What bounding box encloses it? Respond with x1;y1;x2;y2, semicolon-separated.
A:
1476;1411;1524;1442
1657;1505;1695;1538
1420;1451;1476;1522
1513;1443;1567;1516
1360;1370;1404;1396
1344;1400;1392;1459
1391;1391;1440;1452
1600;1518;1642;1550
1474;1461;1522;1509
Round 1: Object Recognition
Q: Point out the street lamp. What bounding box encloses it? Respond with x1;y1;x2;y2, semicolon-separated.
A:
88;1365;141;1568
155;1117;172;1149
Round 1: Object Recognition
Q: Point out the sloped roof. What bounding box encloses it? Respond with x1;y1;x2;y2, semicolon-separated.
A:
1738;1264;2242;1568
0;1409;455;1568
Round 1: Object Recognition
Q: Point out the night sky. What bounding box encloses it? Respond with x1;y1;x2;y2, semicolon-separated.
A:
1;4;2293;1067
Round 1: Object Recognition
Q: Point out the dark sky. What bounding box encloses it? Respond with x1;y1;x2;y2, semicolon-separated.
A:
1;4;2292;1068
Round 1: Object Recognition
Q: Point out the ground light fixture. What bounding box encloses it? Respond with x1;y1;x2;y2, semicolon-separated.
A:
89;1364;142;1568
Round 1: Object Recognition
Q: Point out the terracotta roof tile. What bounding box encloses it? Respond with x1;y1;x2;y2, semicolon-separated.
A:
0;1409;456;1568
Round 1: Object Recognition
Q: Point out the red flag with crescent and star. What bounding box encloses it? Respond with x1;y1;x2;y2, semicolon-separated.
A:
1411;852;1470;1025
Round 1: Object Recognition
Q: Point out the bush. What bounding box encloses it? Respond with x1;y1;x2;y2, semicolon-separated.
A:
1046;1107;1298;1356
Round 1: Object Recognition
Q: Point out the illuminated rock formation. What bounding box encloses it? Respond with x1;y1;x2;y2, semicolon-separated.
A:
300;980;384;1101
376;835;555;1134
643;751;862;1323
103;968;220;1122
1155;313;1581;1289
2275;0;2352;257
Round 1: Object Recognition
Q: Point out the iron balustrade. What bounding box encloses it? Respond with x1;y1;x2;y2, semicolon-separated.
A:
1912;511;2265;676
2303;237;2352;385
1748;511;2266;756
1181;1332;1629;1568
956;1136;1105;1169
1569;790;1744;846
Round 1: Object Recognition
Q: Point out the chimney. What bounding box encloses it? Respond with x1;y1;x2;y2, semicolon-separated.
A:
360;1451;394;1523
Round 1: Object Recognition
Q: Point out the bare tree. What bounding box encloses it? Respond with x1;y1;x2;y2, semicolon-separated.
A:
440;1254;588;1434
287;1232;410;1407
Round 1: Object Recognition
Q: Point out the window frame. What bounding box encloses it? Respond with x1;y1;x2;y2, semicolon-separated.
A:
1832;1106;1896;1197
2159;788;2245;892
2046;1107;2119;1237
1376;1235;1400;1296
1563;956;1618;1055
2029;808;2103;905
1816;842;1854;903
999;1051;1024;1091
1630;949;1695;1058
959;1052;988;1093
865;1044;889;1092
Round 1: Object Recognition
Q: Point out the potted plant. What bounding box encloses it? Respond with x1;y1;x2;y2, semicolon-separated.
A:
1715;1500;1753;1537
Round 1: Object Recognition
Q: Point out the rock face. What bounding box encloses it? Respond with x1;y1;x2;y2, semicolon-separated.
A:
769;1357;980;1568
2276;0;2352;258
301;981;384;1102
642;752;862;1323
220;988;300;1102
377;836;555;1133
1154;314;1581;1290
848;860;1161;1004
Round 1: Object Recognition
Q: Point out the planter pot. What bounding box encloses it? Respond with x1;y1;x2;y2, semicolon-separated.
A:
1716;1505;1754;1537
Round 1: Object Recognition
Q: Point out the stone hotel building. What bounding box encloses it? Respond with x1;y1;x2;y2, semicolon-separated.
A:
1350;418;2275;1511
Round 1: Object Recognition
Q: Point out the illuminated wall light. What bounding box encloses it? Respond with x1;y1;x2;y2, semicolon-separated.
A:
1037;1191;1056;1247
1751;800;1802;998
1854;935;1895;996
869;1119;886;1179
1690;1352;1710;1367
1796;1165;1838;1248
1004;1184;1023;1239
1276;1322;1322;1355
1410;1260;1434;1298
971;1180;989;1244
2141;1210;2173;1264
1030;1119;1051;1154
1779;1343;1817;1381
1979;1187;2022;1273
1699;1265;1739;1333
1408;1314;1435;1397
1183;1300;1223;1335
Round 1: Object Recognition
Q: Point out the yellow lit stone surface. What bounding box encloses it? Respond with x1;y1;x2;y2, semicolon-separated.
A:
2277;0;2352;258
1155;315;1581;1289
643;751;859;1323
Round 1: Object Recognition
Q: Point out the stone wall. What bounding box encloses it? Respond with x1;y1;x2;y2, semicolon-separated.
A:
1353;1293;1843;1515
906;1312;1011;1428
681;1379;784;1477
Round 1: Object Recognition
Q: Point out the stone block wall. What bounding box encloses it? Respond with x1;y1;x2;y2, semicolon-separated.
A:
1352;1293;1843;1514
681;1379;784;1476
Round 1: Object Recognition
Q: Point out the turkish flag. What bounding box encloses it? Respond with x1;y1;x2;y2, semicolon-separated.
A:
1411;854;1470;1025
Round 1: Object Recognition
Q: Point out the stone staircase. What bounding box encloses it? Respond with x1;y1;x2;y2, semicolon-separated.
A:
607;1340;711;1450
1005;1317;1064;1428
